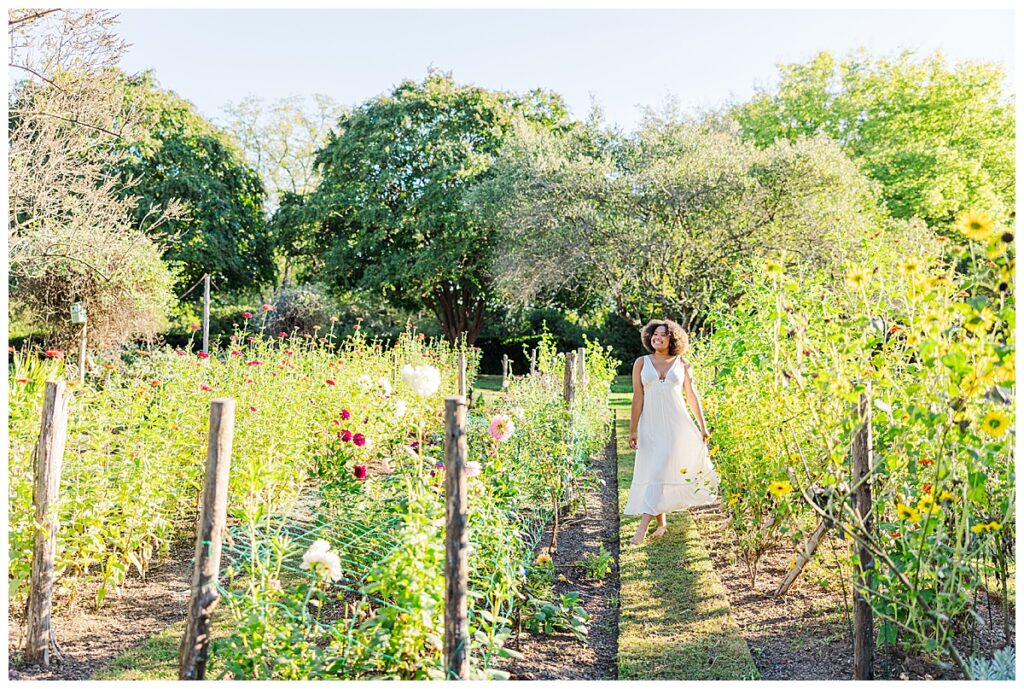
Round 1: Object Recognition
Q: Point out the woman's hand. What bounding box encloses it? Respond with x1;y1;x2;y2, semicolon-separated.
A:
701;429;711;445
628;430;638;450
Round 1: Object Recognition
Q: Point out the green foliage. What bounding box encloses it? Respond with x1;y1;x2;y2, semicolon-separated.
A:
579;544;614;580
734;50;1015;228
522;591;590;642
965;646;1015;680
112;71;274;292
279;71;571;343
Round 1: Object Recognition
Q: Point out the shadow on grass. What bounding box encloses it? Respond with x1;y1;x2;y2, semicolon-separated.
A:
615;414;758;681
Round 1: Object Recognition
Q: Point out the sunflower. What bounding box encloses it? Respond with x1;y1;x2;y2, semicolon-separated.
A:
897;258;922;276
963;307;997;335
896;503;921;523
845;267;868;289
917;495;940;516
921;310;949;330
768;480;793;498
979;410;1010;437
938;490;954;502
970;521;1001;535
535;553;552;567
956;210;995;241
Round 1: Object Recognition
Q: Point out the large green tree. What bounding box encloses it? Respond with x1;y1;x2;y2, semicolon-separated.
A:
113;72;273;292
734;50;1015;228
280;72;569;344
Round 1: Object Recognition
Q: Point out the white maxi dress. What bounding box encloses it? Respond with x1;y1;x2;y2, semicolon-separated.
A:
624;355;720;515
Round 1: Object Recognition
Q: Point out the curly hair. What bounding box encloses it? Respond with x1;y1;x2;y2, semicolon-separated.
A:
640;319;689;357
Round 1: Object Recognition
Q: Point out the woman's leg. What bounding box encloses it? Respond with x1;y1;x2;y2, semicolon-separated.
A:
652;513;668;537
631;513;654;545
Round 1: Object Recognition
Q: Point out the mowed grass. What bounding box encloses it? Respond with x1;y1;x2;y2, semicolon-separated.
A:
615;410;758;680
92;620;186;680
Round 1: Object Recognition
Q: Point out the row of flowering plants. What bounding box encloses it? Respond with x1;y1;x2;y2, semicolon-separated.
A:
7;322;475;609
693;212;1014;673
207;334;617;680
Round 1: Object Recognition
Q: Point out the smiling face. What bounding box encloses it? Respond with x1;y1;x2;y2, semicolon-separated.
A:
641;319;689;356
650;325;670;352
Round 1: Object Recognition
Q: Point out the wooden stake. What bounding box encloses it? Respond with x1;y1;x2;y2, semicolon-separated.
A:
530;348;537;375
25;381;71;667
457;350;467;399
179;398;235;680
78;324;87;385
502;353;510;389
202;274;211;355
563;351;577;406
775;519;829;596
576;346;586;387
852;388;874;680
443;396;469;679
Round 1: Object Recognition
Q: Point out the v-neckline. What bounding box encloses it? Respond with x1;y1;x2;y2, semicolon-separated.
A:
648;354;679;382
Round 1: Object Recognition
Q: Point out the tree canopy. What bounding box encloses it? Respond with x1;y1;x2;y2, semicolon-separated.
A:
279;71;570;343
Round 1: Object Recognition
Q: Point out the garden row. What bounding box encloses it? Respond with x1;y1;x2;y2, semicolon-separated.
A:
8;325;617;679
692;211;1015;677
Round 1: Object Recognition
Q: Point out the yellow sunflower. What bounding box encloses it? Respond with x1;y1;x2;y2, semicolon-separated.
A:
898;258;922;276
768;480;793;498
922;309;949;331
938;490;954;502
896;503;921;523
956;210;995;242
979;410;1011;437
845;267;868;289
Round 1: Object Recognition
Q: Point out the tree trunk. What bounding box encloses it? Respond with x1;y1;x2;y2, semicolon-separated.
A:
435;282;485;345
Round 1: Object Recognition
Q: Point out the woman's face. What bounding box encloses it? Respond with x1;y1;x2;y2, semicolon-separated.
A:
650;325;670;351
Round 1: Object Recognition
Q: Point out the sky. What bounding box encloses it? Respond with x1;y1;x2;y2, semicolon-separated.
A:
82;8;1023;132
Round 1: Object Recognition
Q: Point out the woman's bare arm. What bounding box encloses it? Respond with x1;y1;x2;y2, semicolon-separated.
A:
683;361;710;443
628;357;644;449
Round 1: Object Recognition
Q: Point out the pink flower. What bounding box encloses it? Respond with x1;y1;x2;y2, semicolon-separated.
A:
353;433;366;447
488;414;516;442
247;360;263;366
249;405;257;412
230;349;242;356
340;409;351;420
200;383;212;392
176;350;187;356
278;331;288;338
7;346;14;353
331;419;340;426
197;351;209;359
190;324;201;331
353;465;367;480
340;429;353;442
245;378;254;384
261;304;273;311
151;379;161;387
44;349;63;359
326;378;336;386
242;312;253;319
466;461;482;478
285;349;293;356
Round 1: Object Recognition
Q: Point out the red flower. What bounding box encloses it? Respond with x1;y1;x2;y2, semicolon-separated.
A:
353;433;366;447
230;350;242;356
340;409;351;420
197;351;209;359
919;458;934;466
242;312;253;319
17;378;29;384
44;350;63;358
353;465;367;480
190;324;202;331
326;379;336;386
261;304;273;311
340;429;353;442
151;379;161;387
245;378;254;384
285;349;293;356
889;324;904;335
889;531;902;539
922;483;932;494
176;350;187;356
278;331;288;338
249;405;257;412
247;360;263;366
331;419;340;426
200;383;212;392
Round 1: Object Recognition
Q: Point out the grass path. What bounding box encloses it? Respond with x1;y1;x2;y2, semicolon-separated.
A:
612;376;758;680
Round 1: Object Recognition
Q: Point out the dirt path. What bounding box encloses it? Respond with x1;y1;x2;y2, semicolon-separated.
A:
8;542;193;681
495;430;620;680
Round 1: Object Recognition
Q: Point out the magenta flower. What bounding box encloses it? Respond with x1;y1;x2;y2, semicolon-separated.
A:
230;349;242;356
340;429;353;442
197;351;209;359
242;312;253;319
340;409;351;420
175;350;187;356
326;379;336;386
200;384;212;392
247;360;264;366
278;331;288;338
353;465;367;480
249;405;257;412
353;433;366;447
190;324;201;331
261;304;273;311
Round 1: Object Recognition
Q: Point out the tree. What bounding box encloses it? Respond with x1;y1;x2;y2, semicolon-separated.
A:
472;111;884;330
734;50;1015;228
111;72;273;293
8;9;177;349
283;71;570;344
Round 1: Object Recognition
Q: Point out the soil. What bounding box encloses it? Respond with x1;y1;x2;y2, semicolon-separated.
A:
496;434;620;680
8;541;194;681
693;504;1015;681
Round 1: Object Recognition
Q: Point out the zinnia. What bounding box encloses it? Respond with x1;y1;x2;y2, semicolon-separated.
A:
400;364;442;397
300;539;342;581
340;408;351;420
241;312;253;319
353;433;366;447
197;351;209;359
488;414;515;442
466;461;482;478
340;429;353;442
353;465;367;479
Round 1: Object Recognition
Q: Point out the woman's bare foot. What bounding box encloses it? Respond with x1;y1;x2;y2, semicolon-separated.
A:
651;526;668;538
630;531;646;545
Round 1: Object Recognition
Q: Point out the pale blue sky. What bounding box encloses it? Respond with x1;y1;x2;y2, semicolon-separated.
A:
114;8;1015;131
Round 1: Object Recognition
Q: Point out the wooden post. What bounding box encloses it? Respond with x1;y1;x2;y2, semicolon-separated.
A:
576;346;586;388
852;388;874;680
502;354;510;389
529;348;537;375
457;350;467;399
179;398;235;680
563;351;576;405
201;274;211;355
78;323;87;385
775;519;829;596
25;381;71;667
443;396;469;679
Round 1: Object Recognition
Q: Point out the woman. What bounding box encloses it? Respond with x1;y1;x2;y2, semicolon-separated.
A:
625;319;719;545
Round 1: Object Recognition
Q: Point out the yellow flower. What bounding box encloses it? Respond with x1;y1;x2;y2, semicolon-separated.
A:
956;210;995;241
727;495;740;506
917;495;940;516
987;521;1003;532
768;480;793;498
828;376;852;396
897;258;922;276
971;523;988;534
535;553;552;567
896;503;921;523
921;310;949;331
963;307;997;335
679;467;689;475
985;239;1008;259
557;574;569;583
979;410;1010;437
938;490;954;502
763;259;784;275
845;267;868;289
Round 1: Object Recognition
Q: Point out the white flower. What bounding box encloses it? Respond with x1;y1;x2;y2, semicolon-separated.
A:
466;460;482;478
511;406;525;421
401;364;442;397
394;398;407;420
357;374;374;392
376;376;392;396
300;539;342;581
